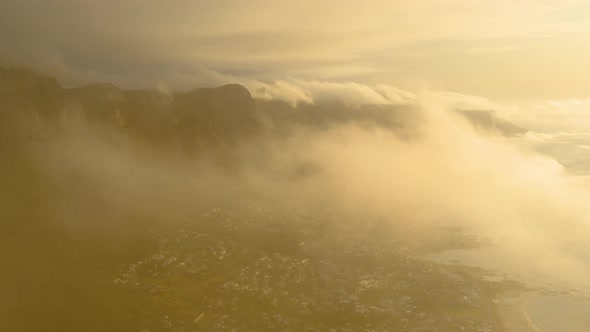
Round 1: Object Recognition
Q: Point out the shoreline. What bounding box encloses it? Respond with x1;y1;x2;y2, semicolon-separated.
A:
494;294;544;332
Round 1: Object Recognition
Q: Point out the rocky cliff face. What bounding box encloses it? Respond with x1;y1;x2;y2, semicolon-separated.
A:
1;67;260;151
0;67;525;150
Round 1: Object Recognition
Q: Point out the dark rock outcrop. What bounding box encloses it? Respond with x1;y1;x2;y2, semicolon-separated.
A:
0;67;261;150
0;67;526;150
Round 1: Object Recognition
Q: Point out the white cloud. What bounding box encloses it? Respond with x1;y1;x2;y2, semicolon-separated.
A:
501;98;590;132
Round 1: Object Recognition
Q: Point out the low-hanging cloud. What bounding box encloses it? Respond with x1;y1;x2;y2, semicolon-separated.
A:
11;81;589;294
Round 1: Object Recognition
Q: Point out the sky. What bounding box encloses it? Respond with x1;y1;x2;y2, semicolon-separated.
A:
2;0;590;130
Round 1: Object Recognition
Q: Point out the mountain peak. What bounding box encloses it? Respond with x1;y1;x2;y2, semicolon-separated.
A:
0;67;61;92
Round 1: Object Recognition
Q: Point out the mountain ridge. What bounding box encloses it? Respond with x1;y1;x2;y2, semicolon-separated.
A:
0;67;526;150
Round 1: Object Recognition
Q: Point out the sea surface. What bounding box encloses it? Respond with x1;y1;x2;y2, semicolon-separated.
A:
426;131;590;332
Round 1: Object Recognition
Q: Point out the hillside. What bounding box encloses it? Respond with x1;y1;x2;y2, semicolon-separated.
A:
1;67;525;150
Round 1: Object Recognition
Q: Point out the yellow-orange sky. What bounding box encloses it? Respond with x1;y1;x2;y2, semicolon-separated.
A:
2;0;590;129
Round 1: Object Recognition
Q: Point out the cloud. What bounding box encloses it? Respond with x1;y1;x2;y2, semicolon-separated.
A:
500;98;590;132
246;79;418;107
11;83;588;292
284;103;590;289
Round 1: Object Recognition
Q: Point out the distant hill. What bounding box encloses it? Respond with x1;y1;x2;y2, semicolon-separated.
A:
0;67;259;151
0;67;526;150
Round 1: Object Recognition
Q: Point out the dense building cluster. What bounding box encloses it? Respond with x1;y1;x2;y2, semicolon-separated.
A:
113;205;513;331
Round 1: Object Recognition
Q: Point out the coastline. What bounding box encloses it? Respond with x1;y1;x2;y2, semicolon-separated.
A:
495;295;547;332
